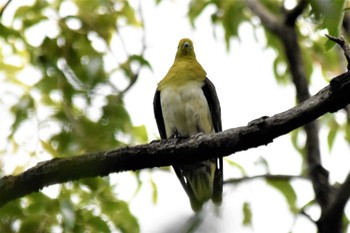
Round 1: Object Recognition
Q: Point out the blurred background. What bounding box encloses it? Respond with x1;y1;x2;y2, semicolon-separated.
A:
1;0;350;232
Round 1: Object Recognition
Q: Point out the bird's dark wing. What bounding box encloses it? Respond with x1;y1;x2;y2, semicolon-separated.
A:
173;167;203;211
202;77;223;204
202;78;222;132
154;89;202;210
153;90;167;139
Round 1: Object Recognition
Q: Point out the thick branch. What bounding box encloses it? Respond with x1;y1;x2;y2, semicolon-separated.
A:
1;71;350;207
246;0;282;34
247;0;330;214
284;0;308;26
317;172;350;232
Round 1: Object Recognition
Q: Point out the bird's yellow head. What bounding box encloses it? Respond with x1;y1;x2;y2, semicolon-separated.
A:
157;38;205;90
175;38;196;59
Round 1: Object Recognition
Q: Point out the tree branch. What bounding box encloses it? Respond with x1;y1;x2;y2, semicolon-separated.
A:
326;34;350;71
317;172;350;232
317;36;350;232
284;0;308;26
246;0;282;34
1;70;350;207
224;174;307;185
0;0;12;19
247;0;331;214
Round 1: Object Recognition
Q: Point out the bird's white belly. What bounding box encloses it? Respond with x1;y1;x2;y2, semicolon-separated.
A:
160;83;213;138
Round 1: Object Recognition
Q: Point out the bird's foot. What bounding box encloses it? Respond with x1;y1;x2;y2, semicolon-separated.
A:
192;132;206;140
150;139;161;144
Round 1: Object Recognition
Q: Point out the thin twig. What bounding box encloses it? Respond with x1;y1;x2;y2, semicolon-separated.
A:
108;0;148;96
300;208;316;223
326;34;350;71
0;0;12;19
224;174;307;185
118;0;148;96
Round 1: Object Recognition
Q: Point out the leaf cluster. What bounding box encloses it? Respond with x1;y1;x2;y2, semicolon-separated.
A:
0;0;150;232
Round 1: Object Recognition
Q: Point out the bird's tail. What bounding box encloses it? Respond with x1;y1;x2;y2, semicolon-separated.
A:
185;160;216;202
179;158;220;211
212;157;223;205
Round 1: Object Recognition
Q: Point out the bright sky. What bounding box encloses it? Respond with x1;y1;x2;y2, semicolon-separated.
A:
2;0;350;232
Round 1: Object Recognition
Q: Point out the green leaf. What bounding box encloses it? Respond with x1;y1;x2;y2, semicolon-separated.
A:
88;216;111;233
40;140;61;158
221;1;247;49
343;214;350;233
150;178;158;204
27;192;59;214
266;178;298;214
255;156;270;173
260;0;283;15
345;123;350;143
60;200;76;231
188;0;210;26
18;193;59;233
327;119;339;152
290;128;306;157
129;55;152;70
132;125;148;143
224;158;246;176
273;55;289;85
81;177;110;194
101;200;140;233
0;0;149;232
0;200;24;218
189;0;247;49
309;0;346;50
242;202;252;226
10;94;34;134
120;2;141;26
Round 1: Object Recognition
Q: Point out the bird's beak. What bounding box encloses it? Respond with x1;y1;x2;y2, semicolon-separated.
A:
183;42;190;49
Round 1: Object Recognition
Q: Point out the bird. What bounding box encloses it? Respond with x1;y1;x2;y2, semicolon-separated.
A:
153;38;223;211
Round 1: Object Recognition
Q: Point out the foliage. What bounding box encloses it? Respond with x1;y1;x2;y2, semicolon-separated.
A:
0;0;149;232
